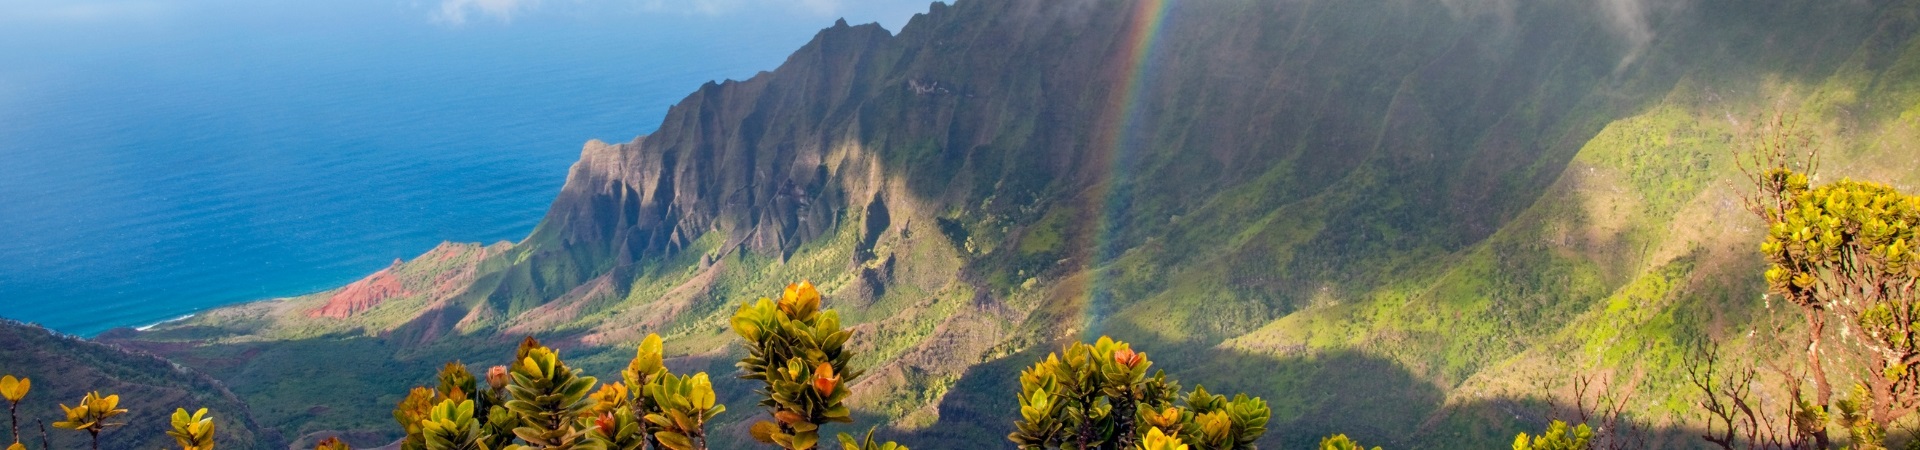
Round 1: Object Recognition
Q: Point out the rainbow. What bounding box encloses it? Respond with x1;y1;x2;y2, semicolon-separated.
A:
1067;0;1177;338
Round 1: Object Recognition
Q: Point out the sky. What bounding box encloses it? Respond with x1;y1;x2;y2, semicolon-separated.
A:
0;0;931;24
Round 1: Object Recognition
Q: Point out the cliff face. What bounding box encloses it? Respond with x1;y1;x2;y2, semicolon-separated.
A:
122;0;1920;447
471;0;1638;324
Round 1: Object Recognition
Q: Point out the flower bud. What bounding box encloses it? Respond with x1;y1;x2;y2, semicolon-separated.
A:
811;362;839;397
594;412;617;436
0;376;28;402
486;365;509;390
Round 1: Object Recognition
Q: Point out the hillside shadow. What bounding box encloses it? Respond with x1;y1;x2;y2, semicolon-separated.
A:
880;336;1752;449
881;337;1449;449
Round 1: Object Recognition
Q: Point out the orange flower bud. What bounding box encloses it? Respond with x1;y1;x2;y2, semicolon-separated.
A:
811;362;839;397
779;281;822;318
486;365;509;389
1113;349;1144;368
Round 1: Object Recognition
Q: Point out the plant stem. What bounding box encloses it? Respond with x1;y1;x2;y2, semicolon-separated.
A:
89;429;99;450
634;395;663;450
1808;312;1832;450
1074;393;1096;450
1113;394;1138;449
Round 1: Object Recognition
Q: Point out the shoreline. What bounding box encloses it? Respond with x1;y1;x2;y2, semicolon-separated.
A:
135;313;197;331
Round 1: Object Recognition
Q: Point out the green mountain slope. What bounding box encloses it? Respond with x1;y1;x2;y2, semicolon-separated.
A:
0;320;265;449
108;0;1920;447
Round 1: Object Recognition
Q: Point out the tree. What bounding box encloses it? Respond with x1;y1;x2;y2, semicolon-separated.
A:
1686;343;1814;450
1730;116;1920;449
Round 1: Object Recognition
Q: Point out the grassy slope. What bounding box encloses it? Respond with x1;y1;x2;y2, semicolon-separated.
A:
107;0;1920;448
1185;1;1920;447
0;321;265;449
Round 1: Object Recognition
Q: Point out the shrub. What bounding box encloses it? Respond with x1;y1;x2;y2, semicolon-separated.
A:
313;436;353;450
504;344;598;449
733;281;862;450
420;399;487;450
1317;434;1380;450
165;408;215;450
52;391;125;450
1007;336;1268;450
1511;420;1592;450
732;281;907;450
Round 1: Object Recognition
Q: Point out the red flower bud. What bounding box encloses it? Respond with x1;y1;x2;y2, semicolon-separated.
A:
595;412;616;436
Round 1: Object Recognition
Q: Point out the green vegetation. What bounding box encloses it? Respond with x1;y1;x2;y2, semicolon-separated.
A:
733;281;859;450
732;281;906;450
1510;421;1592;450
1671;129;1920;450
1008;337;1268;450
1316;434;1378;450
93;0;1920;449
505;344;599;449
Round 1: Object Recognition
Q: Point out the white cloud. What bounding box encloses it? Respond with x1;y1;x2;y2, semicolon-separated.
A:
1595;0;1682;71
433;0;539;25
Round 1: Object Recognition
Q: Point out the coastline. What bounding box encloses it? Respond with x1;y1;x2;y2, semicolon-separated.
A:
134;313;197;331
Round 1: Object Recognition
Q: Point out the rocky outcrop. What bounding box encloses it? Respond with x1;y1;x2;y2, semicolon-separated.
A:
537;19;894;260
306;242;501;320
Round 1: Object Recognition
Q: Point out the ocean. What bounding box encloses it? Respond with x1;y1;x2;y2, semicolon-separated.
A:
0;0;928;336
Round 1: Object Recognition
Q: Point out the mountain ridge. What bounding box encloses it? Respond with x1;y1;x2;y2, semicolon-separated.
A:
101;0;1920;447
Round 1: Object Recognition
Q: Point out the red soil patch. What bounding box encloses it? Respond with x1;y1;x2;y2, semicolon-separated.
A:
309;265;410;318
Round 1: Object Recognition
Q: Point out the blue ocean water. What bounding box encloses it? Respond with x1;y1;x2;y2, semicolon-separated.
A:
0;0;927;336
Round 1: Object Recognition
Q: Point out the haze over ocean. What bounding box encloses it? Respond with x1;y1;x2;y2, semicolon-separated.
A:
0;0;928;336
